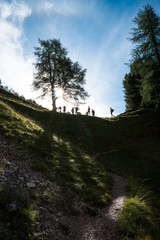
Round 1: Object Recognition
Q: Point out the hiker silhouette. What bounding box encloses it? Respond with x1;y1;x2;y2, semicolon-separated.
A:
110;107;114;117
75;106;79;114
63;106;66;113
88;106;90;115
59;106;62;112
71;107;74;114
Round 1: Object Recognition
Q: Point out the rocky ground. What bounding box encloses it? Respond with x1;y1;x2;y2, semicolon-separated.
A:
0;134;67;239
0;134;128;240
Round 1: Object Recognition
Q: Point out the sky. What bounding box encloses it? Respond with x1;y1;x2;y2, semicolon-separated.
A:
0;0;160;117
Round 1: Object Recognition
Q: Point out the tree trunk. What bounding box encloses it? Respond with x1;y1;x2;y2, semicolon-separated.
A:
52;96;57;111
51;86;57;111
52;99;56;111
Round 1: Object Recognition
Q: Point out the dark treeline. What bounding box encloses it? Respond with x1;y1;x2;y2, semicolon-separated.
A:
123;4;160;111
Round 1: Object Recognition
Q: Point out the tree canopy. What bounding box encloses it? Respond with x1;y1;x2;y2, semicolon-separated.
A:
123;4;160;111
33;38;89;111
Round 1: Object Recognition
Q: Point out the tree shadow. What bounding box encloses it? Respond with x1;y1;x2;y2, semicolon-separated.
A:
0;101;112;214
29;111;113;215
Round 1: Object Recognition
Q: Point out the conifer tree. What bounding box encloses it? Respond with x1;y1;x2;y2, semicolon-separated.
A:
130;4;160;65
33;39;89;111
123;4;160;110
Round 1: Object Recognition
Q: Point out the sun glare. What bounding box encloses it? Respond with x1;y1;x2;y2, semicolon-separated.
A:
56;88;64;98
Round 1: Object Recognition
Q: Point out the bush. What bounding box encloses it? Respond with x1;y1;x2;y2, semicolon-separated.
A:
119;179;156;239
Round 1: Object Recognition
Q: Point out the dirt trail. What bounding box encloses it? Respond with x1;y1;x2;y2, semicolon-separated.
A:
67;173;128;240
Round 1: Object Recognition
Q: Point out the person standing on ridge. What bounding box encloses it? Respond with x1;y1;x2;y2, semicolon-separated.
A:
71;107;74;114
59;106;62;112
75;106;79;114
91;109;95;116
63;106;66;113
110;107;114;117
88;106;90;115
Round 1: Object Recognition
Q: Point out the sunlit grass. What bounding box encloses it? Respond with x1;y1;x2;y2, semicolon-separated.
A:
119;178;158;239
0;100;43;143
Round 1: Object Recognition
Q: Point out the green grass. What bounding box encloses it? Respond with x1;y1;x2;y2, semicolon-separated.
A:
120;197;153;237
119;178;158;239
0;87;160;239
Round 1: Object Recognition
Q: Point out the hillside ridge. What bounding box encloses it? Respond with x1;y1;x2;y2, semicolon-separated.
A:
0;87;160;239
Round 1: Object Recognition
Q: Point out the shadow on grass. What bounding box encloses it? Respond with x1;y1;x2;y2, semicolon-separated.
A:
25;111;112;215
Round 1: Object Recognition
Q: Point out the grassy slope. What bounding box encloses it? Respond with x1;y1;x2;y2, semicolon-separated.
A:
0;87;160;239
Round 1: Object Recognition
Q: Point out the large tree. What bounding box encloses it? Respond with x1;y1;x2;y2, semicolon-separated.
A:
123;4;160;110
33;39;89;111
130;4;160;65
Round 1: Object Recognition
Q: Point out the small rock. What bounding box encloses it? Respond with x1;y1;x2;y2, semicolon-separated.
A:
19;177;24;181
6;161;11;166
7;201;17;211
30;179;35;183
26;182;36;188
12;167;18;171
24;174;29;179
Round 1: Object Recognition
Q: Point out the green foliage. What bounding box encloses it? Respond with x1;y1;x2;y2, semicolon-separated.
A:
119;178;157;239
120;197;153;238
130;4;160;64
33;38;89;110
123;4;160;110
123;72;142;110
140;65;160;110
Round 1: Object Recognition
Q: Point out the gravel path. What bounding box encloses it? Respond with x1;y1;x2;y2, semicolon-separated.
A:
67;173;128;240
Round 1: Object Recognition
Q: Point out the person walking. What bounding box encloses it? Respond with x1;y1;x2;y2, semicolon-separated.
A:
88;106;90;115
110;107;114;117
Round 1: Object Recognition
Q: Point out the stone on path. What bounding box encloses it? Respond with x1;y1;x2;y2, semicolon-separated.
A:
26;182;36;188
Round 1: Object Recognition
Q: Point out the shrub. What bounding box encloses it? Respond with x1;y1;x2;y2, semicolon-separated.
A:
119;179;156;239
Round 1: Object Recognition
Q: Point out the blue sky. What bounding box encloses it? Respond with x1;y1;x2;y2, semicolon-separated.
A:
0;0;160;117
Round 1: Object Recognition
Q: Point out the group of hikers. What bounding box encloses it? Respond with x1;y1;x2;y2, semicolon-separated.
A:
56;105;114;117
56;106;66;113
56;105;95;116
